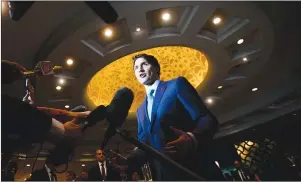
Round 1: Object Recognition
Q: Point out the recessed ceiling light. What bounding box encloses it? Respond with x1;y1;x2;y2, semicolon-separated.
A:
26;164;31;167
162;12;171;21
136;27;141;32
58;78;65;85
82;164;86;167
104;28;113;37
252;88;258;92
243;57;248;62
213;17;222;25
66;58;73;66
206;98;213;104
218;85;223;89
237;39;244;44
56;86;62;91
293;113;296;116
65;105;70;109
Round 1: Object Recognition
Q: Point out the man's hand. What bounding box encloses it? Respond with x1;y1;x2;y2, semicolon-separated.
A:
63;111;90;137
164;126;195;159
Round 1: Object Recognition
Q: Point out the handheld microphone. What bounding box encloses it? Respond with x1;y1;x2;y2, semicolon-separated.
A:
23;66;64;77
76;105;107;130
101;87;134;149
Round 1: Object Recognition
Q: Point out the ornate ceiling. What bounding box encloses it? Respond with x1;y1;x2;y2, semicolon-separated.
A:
86;46;209;112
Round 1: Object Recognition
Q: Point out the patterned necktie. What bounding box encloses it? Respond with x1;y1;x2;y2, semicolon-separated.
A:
147;89;155;121
101;163;106;180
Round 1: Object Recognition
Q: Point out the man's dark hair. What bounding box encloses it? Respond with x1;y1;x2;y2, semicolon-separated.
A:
133;54;161;76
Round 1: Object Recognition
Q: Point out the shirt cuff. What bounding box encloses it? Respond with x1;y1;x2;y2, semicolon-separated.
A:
187;132;198;149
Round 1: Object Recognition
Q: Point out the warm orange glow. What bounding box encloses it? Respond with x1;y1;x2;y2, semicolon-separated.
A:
2;1;9;16
86;46;209;112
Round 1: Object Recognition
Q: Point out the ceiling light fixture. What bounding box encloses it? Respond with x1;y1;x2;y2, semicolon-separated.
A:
218;85;223;89
104;28;113;37
26;164;31;167
56;86;62;91
162;12;171;21
58;78;65;85
66;58;73;66
213;17;222;25
252;88;258;92
136;27;141;32
243;57;248;62
237;39;244;44
206;98;213;104
82;164;86;167
65;105;70;109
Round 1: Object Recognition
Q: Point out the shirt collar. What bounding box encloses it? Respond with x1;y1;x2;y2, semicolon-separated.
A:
98;161;106;166
144;80;160;97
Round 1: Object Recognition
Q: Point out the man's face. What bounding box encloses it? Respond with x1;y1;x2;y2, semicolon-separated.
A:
134;57;159;85
96;149;105;162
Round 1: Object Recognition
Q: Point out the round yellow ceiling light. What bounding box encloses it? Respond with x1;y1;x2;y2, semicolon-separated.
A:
86;46;209;112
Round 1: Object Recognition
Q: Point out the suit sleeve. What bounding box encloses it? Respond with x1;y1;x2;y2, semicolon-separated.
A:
175;76;219;147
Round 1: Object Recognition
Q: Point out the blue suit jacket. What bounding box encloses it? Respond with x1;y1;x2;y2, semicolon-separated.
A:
137;76;218;151
131;76;221;180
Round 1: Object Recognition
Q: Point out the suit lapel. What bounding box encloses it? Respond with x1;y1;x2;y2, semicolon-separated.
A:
150;81;167;132
138;99;150;130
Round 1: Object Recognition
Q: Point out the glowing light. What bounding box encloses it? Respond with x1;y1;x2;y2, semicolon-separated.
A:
82;164;86;167
58;78;65;85
86;46;209;112
136;27;141;32
243;57;248;62
237;39;244;44
213;17;222;25
26;164;30;167
162;13;171;21
65;105;70;109
104;28;113;37
206;98;213;104
56;86;62;91
66;58;74;65
252;88;258;92
218;85;223;89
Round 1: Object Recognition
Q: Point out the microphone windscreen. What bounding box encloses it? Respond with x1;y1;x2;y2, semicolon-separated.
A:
86;105;107;126
106;87;134;127
69;105;87;112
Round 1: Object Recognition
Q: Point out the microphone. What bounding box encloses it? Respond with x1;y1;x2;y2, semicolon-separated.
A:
101;87;134;149
76;105;107;130
23;66;64;77
109;149;128;160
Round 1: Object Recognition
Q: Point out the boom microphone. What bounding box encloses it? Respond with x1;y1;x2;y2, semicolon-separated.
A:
23;66;64;77
101;87;134;149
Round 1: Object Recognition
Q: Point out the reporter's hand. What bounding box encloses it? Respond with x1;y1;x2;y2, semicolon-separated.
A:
63;118;83;138
164;126;195;159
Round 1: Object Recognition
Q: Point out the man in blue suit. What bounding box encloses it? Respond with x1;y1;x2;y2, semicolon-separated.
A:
125;54;224;180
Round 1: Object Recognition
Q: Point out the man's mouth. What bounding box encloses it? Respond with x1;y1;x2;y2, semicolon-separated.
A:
140;73;146;78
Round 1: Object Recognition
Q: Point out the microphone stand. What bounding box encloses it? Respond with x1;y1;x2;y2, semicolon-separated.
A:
115;128;205;181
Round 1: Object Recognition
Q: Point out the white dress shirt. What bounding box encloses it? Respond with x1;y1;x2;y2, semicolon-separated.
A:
98;161;107;177
144;79;198;148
